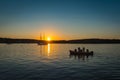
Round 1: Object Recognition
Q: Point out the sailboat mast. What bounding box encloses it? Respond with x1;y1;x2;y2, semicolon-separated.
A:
40;33;46;40
40;33;42;40
43;33;45;40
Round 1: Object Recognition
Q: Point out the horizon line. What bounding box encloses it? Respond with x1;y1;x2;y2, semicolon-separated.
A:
0;37;120;41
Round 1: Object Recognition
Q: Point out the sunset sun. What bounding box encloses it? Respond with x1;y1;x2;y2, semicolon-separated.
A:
47;37;51;41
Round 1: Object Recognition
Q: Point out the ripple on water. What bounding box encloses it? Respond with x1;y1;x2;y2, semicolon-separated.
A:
0;44;120;80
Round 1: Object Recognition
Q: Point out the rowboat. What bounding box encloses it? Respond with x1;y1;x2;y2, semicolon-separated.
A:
69;47;94;55
69;50;93;55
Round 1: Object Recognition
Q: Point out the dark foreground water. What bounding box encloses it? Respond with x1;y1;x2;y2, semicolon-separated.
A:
0;44;120;80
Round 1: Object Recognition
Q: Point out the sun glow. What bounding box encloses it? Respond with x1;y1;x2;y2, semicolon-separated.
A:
47;37;51;41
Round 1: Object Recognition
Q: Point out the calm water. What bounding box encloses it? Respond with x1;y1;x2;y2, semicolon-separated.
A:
0;44;120;80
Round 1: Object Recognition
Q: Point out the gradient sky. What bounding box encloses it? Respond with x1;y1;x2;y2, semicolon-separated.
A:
0;0;120;40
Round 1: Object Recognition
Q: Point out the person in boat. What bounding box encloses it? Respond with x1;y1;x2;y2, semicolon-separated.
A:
78;47;81;53
86;49;89;53
90;51;94;54
74;49;77;52
82;47;85;53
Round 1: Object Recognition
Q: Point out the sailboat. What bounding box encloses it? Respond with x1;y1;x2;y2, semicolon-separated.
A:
37;33;48;45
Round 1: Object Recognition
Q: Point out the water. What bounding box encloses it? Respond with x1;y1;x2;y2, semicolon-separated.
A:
0;44;120;80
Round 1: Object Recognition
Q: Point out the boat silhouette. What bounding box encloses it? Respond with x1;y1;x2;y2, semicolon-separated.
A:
69;47;94;55
38;33;48;45
37;41;48;45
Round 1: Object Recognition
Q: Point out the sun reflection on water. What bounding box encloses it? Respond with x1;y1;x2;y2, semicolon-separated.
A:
38;43;51;57
47;43;50;56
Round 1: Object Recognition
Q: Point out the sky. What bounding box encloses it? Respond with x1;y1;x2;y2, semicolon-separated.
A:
0;0;120;40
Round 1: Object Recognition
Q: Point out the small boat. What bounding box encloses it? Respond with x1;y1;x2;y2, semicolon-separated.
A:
37;33;48;45
37;42;47;45
69;47;94;55
69;50;93;55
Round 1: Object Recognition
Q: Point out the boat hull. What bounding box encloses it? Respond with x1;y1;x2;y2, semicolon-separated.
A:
69;50;93;55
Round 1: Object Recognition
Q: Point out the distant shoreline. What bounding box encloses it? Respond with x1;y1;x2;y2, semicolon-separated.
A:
0;38;120;44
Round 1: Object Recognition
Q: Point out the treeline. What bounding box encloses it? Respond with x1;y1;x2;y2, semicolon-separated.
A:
0;38;120;44
0;38;39;44
51;39;120;44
